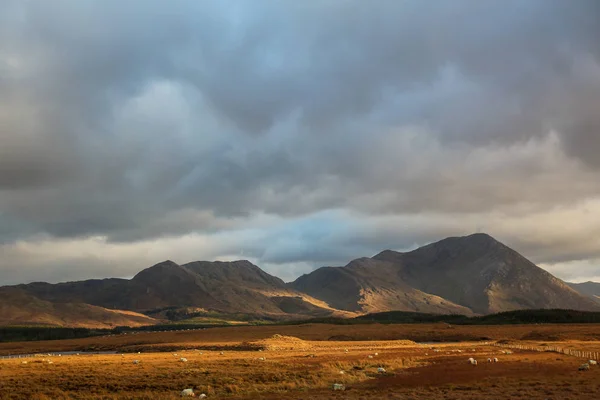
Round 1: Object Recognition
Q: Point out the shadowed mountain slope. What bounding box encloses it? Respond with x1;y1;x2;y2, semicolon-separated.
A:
568;281;600;304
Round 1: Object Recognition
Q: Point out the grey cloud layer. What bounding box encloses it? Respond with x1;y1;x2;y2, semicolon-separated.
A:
1;0;600;283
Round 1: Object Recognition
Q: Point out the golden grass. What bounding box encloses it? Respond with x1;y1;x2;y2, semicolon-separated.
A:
1;325;600;399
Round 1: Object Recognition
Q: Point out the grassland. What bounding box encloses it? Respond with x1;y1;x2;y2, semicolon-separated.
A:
1;324;600;399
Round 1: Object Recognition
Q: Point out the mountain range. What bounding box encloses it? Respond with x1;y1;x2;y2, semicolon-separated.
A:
1;233;599;327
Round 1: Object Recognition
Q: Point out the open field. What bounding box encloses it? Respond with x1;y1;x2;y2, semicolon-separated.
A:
1;324;600;399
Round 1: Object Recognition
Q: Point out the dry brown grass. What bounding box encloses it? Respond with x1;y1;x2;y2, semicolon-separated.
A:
1;324;600;399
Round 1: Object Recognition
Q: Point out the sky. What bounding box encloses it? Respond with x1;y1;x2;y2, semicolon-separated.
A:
1;0;600;285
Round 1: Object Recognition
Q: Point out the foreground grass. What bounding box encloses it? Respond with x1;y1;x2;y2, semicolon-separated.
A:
1;334;600;399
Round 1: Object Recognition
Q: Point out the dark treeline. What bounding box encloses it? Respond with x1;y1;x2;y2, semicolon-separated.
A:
0;326;109;343
297;309;600;326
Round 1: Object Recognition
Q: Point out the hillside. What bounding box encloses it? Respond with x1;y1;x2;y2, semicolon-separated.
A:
0;287;156;328
291;258;474;315
292;234;600;315
568;281;600;304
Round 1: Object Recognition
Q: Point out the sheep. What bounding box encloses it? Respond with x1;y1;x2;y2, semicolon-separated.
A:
579;363;590;371
589;360;598;365
339;370;345;375
368;355;374;359
374;352;379;356
180;358;188;362
258;357;265;361
133;360;140;365
219;352;224;355
198;395;207;399
468;358;477;365
332;383;345;391
493;358;499;363
487;358;492;363
377;367;386;373
181;388;195;397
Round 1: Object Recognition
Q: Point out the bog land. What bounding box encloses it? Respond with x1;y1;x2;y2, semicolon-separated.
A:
1;323;600;399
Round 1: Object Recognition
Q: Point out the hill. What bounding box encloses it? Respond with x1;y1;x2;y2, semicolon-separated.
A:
291;233;599;315
0;287;156;328
568;281;600;304
291;257;474;315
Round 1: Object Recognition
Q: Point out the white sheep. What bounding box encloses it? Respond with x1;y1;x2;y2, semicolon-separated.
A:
468;358;477;365
180;358;188;362
333;383;345;391
579;363;590;371
368;355;374;359
198;394;207;399
133;360;140;365
487;358;492;363
493;358;499;363
377;367;386;373
181;388;195;397
589;360;597;365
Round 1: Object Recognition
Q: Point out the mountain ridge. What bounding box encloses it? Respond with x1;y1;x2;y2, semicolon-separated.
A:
3;233;599;327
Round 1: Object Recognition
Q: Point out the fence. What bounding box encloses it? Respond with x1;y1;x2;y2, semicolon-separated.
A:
493;342;599;361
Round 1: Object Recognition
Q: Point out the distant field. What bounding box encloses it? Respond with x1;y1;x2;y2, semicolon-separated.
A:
2;323;600;355
1;324;600;399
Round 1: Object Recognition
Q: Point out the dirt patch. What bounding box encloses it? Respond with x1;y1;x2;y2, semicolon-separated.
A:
520;330;564;341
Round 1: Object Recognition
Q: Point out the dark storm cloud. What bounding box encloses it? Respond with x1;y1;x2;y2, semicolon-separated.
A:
1;0;600;283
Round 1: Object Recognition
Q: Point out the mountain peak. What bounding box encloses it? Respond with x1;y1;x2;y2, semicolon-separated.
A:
132;260;186;282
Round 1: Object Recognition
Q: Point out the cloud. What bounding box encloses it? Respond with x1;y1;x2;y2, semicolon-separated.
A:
0;0;600;283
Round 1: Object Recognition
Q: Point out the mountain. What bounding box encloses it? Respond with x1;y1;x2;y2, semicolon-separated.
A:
291;257;474;315
291;233;600;315
4;233;599;327
14;260;350;321
0;287;157;328
568;281;600;304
